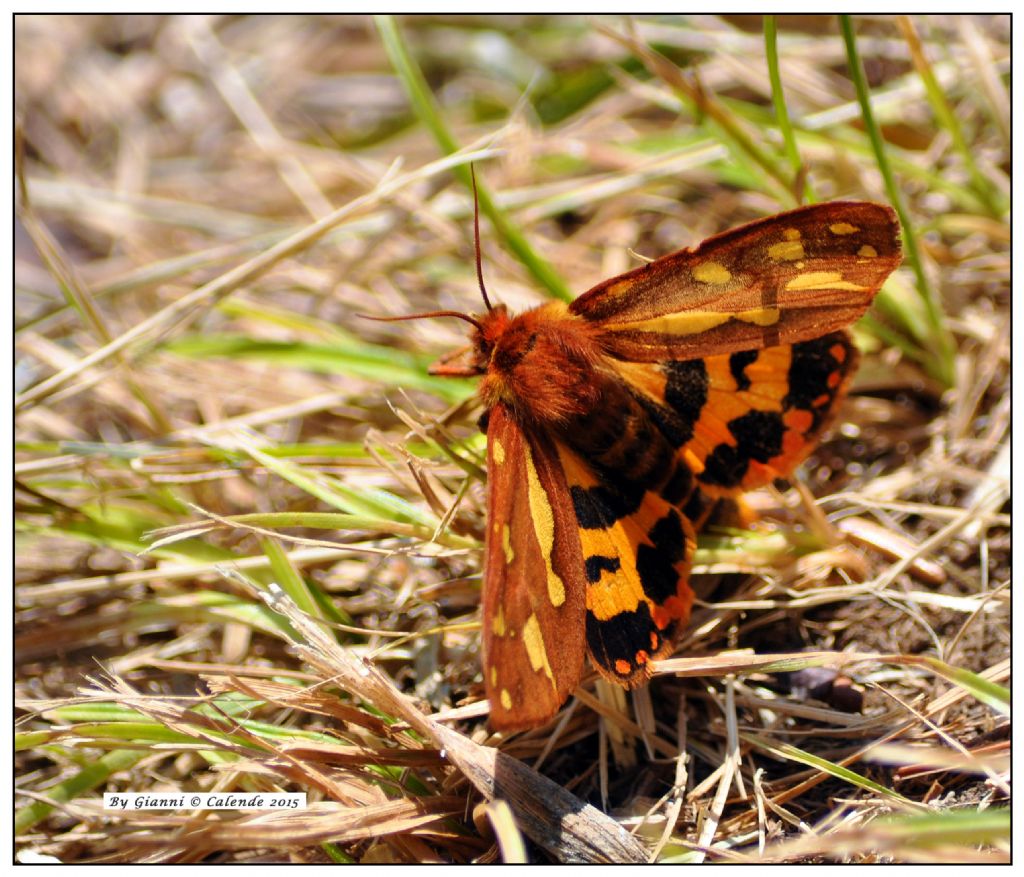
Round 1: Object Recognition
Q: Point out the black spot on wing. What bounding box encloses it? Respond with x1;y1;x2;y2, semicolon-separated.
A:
635;508;689;605
731;409;785;460
586;602;668;679
660;462;692;506
665;359;709;420
571;478;645;529
784;333;851;428
635;359;708;449
585;554;621;583
699;410;784;487
729;349;759;392
684;488;714;526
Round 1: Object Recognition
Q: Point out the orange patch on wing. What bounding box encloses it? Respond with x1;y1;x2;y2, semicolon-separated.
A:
781;430;806;456
658;595;691;626
705;389;754;425
613;359;668;405
706;354;738;391
690;418;735;457
784;409;814;431
741;460;773;488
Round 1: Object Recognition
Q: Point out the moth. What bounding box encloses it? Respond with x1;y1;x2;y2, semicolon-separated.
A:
385;196;901;730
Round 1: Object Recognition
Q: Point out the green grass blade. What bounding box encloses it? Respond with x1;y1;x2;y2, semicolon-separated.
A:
164;333;471;402
840;15;956;388
743;732;927;812
897;17;1005;217
375;14;574;303
15;748;147;835
869;806;1009;847
763;15;814;203
913;655;1010;716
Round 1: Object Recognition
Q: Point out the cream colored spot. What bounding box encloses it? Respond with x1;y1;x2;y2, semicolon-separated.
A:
830;222;859;235
783;227;802;240
786;271;868;292
604;279;636;299
736;307;780;326
501;524;515;564
523;444;566;608
858;244;878;258
492;606;506;637
768;239;805;261
693;261;732;284
500;689;513;710
609;310;732;336
492;438;505;466
523;613;557;687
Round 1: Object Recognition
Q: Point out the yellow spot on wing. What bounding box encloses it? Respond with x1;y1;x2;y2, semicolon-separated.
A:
693;261;732;284
492;438;505;465
610;307;779;334
858;244;878;258
830;222;859;235
490;667;498;686
786;271;868;292
602;279;638;301
501;524;515;564
783;228;802;240
735;307;780;326
768;239;805;261
523;613;557;687
500;689;513;710
609;311;732;335
523;443;566;608
492;606;506;637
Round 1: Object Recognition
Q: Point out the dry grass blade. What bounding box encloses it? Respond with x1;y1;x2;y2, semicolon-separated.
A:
258;584;649;863
16;146;497;411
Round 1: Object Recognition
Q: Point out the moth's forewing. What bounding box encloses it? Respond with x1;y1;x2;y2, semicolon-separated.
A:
571;201;901;362
482;403;588;730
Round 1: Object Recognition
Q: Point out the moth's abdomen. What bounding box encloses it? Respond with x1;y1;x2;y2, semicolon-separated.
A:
560;375;687;504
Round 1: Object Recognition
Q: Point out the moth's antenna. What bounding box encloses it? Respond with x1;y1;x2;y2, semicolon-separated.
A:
358;310;485;333
470;165;493;312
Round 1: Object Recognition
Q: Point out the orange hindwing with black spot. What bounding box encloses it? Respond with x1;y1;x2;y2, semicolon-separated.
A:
427;200;901;730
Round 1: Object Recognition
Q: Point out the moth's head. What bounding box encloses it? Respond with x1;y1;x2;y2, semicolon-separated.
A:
426;304;511;378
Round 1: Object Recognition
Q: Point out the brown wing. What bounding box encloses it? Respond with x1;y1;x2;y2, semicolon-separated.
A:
482;403;588;730
570;201;901;362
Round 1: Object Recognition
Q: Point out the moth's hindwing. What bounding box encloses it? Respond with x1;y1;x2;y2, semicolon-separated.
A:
483;403;587;730
555;443;697;687
613;330;858;524
571;201;901;362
